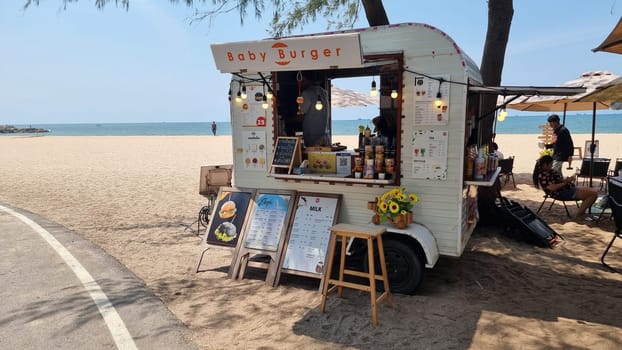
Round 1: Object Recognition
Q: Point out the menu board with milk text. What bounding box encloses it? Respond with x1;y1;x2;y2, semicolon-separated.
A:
280;193;342;276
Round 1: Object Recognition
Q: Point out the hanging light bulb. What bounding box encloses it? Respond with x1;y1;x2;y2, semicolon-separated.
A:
266;89;273;100
434;91;443;108
434;80;443;108
261;85;269;110
370;78;378;97
262;95;269;109
498;107;507;121
235;90;242;103
235;82;243;103
498;95;508;121
315;94;323;110
390;80;398;99
240;84;247;99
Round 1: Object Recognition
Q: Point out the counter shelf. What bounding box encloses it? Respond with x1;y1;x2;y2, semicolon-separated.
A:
464;167;501;187
272;173;395;186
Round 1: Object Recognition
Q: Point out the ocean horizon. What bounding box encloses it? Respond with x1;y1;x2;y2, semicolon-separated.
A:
5;112;622;136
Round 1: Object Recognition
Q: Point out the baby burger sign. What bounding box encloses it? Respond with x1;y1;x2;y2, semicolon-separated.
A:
211;33;363;73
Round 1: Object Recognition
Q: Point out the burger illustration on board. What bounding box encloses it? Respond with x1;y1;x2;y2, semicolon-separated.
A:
219;200;237;219
214;221;238;242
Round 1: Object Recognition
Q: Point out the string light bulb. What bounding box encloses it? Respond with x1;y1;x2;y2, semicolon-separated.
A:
434;80;443;108
370;78;378;97
261;85;269;110
434;91;443;108
235;90;242;103
498;107;507;121
240;84;247;99
315;95;323;110
266;89;273;99
390;80;398;99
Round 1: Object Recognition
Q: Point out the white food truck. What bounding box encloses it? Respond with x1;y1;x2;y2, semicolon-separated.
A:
208;23;575;293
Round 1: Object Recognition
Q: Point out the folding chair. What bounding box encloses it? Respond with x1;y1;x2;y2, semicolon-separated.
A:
536;190;577;218
602;178;622;272
576;158;611;191
498;156;516;188
609;158;622;177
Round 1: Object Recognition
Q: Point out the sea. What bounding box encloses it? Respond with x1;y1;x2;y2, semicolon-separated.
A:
5;113;622;136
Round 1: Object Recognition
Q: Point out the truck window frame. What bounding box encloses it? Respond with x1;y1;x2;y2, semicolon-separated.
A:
270;53;404;186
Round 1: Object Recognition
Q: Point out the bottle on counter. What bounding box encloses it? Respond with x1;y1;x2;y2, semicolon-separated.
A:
465;145;476;180
474;150;485;180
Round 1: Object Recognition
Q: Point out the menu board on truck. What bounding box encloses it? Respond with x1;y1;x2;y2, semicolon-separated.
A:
411;129;449;180
242;131;267;171
413;74;451;126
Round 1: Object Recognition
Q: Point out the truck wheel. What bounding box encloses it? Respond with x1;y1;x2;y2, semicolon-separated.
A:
365;238;424;294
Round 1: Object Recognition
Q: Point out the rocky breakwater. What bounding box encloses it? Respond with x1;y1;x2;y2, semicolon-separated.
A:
0;125;49;134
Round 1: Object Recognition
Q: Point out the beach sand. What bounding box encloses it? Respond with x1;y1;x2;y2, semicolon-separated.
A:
1;134;621;349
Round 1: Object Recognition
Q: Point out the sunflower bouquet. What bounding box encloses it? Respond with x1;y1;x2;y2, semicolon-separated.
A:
376;187;419;223
539;148;553;157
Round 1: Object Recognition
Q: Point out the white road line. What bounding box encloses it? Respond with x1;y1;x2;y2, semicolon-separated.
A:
0;205;138;350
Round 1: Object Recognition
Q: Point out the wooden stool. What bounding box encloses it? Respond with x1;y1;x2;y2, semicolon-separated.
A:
320;223;392;326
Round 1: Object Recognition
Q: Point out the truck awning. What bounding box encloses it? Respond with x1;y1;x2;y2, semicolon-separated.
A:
468;85;587;96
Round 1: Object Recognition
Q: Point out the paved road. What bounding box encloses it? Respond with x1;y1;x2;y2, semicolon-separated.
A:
0;203;200;350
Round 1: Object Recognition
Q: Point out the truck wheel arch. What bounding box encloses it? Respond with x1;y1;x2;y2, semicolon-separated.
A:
363;225;439;295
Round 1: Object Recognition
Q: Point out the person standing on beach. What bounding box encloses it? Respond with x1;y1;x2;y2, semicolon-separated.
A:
546;114;574;174
211;121;217;136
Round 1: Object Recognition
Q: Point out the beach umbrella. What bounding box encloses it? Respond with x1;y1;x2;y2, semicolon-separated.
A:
330;86;378;108
576;77;622;106
507;71;620;187
575;77;622;184
592;17;622;55
507;71;618;123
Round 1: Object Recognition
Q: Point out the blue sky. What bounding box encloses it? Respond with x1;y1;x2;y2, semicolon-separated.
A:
0;0;620;124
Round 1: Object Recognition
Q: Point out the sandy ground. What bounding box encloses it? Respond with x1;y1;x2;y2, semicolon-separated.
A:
1;133;621;350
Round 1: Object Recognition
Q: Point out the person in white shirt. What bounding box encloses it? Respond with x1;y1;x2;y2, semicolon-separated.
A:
490;142;504;159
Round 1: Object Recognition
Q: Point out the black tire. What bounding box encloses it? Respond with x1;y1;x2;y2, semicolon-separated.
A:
365;238;424;294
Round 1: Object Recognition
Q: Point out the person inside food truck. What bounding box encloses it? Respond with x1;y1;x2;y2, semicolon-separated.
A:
299;72;330;147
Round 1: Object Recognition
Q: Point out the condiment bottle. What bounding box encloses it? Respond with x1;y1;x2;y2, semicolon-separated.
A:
474;150;485;180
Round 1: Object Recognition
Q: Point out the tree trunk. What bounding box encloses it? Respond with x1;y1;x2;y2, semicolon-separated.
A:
479;0;513;145
477;0;513;223
361;0;389;26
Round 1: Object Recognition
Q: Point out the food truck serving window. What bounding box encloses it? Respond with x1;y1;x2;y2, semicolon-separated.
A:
270;54;403;186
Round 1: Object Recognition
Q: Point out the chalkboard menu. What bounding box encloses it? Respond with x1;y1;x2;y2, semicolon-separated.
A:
270;137;301;174
278;193;342;280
